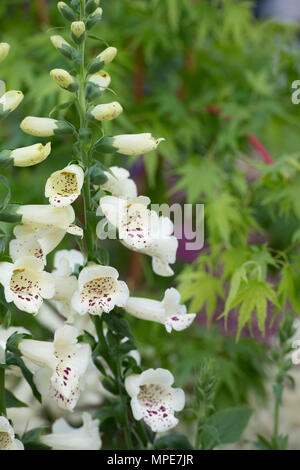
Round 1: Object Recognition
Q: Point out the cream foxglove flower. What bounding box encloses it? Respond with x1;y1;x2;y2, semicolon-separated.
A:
50;69;78;92
71;21;86;44
0;256;55;314
45;164;84;207
40;413;101;450
0;326;29;364
0;43;10;63
20;117;74;137
87;102;123;122
16;205;82;237
0;91;23;118
97;196;178;276
50;35;75;60
95;133;165;156
87;47;117;74
19;325;91;411
9;225;72;265
101;166;137;199
125;288;196;333
6;142;51;167
125;368;185;433
71;264;129;316
88;70;111;89
0;417;24;450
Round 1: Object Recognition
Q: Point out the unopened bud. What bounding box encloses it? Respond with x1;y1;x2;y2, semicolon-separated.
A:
50;69;78;92
71;21;86;45
57;2;77;22
86;7;103;30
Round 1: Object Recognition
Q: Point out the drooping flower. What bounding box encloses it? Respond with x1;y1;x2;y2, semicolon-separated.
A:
19;325;91;411
40;413;101;450
0;43;10;63
50;69;78;92
100;166;137;199
86;101;123;122
0;90;23;118
16;205;82;236
97;196;178;276
5;142;51;167
71;264;129;316
124;287;196;333
125;368;185;433
94;133;165;156
0;417;24;450
0;326;29;364
45;164;84;207
20;116;74;137
0;256;55;314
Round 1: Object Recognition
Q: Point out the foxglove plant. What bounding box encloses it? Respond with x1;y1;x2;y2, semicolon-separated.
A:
0;0;197;450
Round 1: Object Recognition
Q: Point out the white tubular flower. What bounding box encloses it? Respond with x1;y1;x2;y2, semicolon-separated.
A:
0;90;23;117
124;288;196;333
19;325;91;411
125;368;185;433
0;417;24;450
101;166;137;199
8;142;51;167
20;117;73;137
45;164;84;207
0;256;55;314
16;205;82;237
50;69;78;92
95;133;165;156
0;42;10;63
87;101;123;122
98;196;178;276
9;225;70;265
88;70;111;93
0;326;29;364
40;413;101;450
72;265;129;316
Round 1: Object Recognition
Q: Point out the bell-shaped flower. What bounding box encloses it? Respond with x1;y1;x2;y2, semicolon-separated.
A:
125;368;185;433
40;413;101;450
124;287;196;333
0;326;29;364
101;166;137;199
0;42;10;63
71;264;129;316
0;256;55;314
98;196;178;276
20;116;74;137
86;101;123;122
19;325;91;411
94;133;165;156
5;142;51;167
45;164;84;207
50;69;78;93
9;225;72;265
16;205;82;237
0;417;24;450
0;90;23;118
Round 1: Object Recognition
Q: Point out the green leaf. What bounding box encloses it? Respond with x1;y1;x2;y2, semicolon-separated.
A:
22;427;50;450
0;175;11;212
5;389;28;408
6;352;42;403
154;434;194;450
103;312;133;339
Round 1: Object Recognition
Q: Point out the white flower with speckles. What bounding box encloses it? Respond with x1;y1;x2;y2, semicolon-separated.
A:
19;325;91;411
0;326;29;364
125;368;185;433
16;204;83;237
71;264;129;316
40;413;101;450
88;70;111;91
0;417;24;450
0;256;55;314
9;225;67;265
97;196;178;276
45;164;84;207
100;166;137;199
124;288;196;333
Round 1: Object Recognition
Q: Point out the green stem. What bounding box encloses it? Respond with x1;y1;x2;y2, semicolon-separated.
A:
273;393;280;447
0;367;6;417
115;344;134;450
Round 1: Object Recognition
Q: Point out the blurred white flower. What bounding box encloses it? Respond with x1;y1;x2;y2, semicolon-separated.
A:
101;166;137;199
0;416;24;450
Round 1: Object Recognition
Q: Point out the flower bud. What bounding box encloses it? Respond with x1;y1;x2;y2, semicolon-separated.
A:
86;7;103;30
20;117;74;137
50;68;78;92
50;35;76;60
0;90;23;118
6;142;52;167
57;2;77;22
71;21;86;45
87;47;117;74
94;133;165;156
86;0;100;15
0;43;10;63
86;101;123;122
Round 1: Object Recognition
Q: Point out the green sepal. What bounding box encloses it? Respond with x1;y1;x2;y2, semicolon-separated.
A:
58;43;77;61
94;136;117;154
0;150;13;168
66;81;79;93
58;3;77;22
6;332;32;356
87;58;105;74
85;81;103;101
53;120;75;136
71;31;86;46
86;0;100;15
89;164;108;185
86;11;103;31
